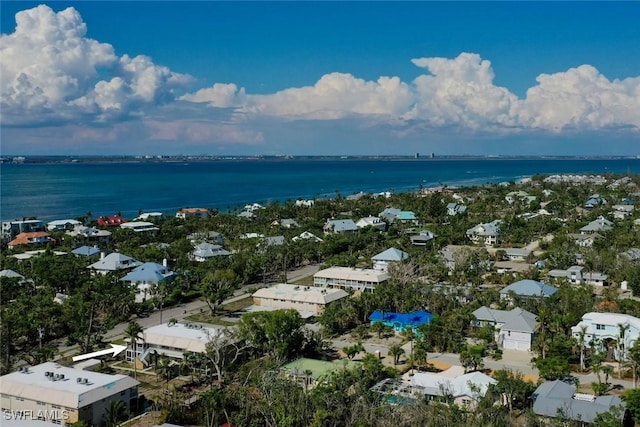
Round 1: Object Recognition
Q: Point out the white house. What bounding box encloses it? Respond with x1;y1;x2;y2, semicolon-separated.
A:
127;322;226;366
252;283;348;317
191;242;231;262
411;366;496;408
548;266;609;286
371;247;409;272
119;261;176;303
313;267;389;292
571;312;640;359
0;362;139;427
356;216;387;232
473;306;537;351
47;219;82;231
87;252;141;274
466;220;501;246
292;231;323;243
120;221;159;233
176;208;209;219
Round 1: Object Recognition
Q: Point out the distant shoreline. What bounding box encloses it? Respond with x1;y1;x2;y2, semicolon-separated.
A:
2;154;639;165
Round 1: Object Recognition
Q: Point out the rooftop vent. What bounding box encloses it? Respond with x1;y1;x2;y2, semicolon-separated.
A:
77;377;82;383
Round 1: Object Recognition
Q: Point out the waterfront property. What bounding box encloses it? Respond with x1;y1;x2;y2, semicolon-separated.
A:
97;215;127;227
176;208;209;220
1;219;45;239
251;283;348;317
0;362;139;427
313;267;389;292
120;221;159;233
472;306;537;351
47;219;82;231
323;219;358;234
7;231;53;249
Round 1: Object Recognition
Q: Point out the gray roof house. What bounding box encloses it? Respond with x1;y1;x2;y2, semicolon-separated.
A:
532;380;630;425
87;252;141;274
446;203;467;216
120;261;176;303
621;248;640;263
372;247;409;272
191;242;231;262
379;207;402;223
323;219;358;234
473;306;537;351
262;235;286;247
580;216;613;234
410;230;437;246
466;220;501;246
500;279;557;300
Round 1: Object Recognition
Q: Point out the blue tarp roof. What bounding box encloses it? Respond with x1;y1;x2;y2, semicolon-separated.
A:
369;310;434;327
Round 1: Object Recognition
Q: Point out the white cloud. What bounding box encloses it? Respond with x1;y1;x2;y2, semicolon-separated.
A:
183;52;640;134
1;5;192;125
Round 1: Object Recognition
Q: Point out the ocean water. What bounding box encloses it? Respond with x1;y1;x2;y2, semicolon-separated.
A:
1;158;638;222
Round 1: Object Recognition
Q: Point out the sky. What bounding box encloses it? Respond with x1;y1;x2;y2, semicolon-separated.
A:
1;1;640;156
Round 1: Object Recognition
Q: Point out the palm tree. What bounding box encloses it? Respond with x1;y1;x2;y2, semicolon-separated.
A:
577;325;588;372
617;323;631;378
103;399;128;427
124;321;143;379
388;344;405;366
156;355;173;389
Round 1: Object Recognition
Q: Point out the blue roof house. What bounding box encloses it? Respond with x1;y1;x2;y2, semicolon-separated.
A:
120;261;176;303
369;310;434;333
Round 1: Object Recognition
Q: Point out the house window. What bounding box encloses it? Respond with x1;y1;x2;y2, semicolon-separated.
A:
596;324;605;330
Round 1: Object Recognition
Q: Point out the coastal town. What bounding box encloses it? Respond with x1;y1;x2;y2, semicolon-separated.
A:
3;173;640;427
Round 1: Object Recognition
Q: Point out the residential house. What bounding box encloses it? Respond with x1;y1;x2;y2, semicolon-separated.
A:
2;219;46;240
505;191;536;205
120;261;176;303
243;203;265;212
252;283;348;317
621;248;640;264
272;218;300;228
97;215;127;227
0;269;25;280
323;219;358;234
532;380;630;426
440;245;484;271
281;358;357;390
584;194;608;209
292;231;323;243
175;208;209;220
120;221;159;233
580;216;613;234
548;266;609;286
71;245;101;257
237;210;255;219
191;242;231;262
7;231;53;249
0;362;139;427
612;204;634;220
369;310;433;333
47;219;82;231
569;233;604;248
260;235;286;247
410;366;497;409
379;207;401;223
133;212;164;221
313;267;389;292
67;225;111;243
356;216;387;232
410;230;437;246
466;220;501;246
346;191;367;201
500;279;557;301
295;199;314;207
371;247;409;272
187;231;224;245
497;247;532;262
571;312;640;359
396;211;418;224
472;306;537;351
87;252;141;275
446;203;467;216
127;322;225;367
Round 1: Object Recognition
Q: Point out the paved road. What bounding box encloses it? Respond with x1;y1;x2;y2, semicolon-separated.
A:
55;264;320;360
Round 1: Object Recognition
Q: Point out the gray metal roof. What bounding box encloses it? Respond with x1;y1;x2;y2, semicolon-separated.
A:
473;306;537;333
500;279;557;297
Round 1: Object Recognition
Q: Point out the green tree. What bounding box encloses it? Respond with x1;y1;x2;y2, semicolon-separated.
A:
200;269;237;315
103;399;128;427
343;342;365;360
388;344;405;366
238;309;305;360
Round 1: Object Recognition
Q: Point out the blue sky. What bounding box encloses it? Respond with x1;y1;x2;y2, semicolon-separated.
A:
1;1;639;156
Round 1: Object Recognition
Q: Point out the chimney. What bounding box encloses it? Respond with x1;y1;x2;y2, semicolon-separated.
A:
162;258;167;268
100;252;106;260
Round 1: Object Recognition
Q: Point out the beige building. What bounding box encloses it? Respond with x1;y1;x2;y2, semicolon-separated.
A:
252;283;348;316
0;362;139;427
313;267;389;292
